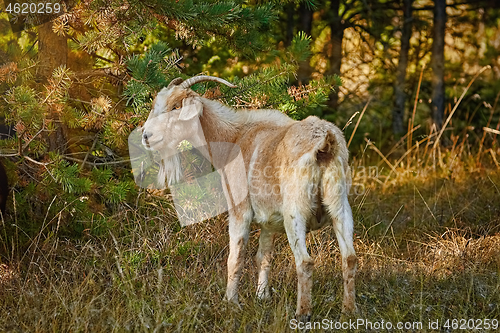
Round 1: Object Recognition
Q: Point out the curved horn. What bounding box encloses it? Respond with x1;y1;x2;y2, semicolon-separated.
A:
167;77;184;89
180;75;237;89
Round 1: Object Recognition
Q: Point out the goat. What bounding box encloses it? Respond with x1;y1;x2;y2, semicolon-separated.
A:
141;75;357;321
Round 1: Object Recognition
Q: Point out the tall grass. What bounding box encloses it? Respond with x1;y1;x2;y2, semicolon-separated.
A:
1;70;500;331
1;167;498;332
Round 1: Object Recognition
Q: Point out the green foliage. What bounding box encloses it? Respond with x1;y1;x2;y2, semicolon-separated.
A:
86;0;278;56
47;66;73;103
101;179;136;205
150;0;276;55
78;30;118;54
125;42;182;109
123;31;338;121
91;167;113;184
127;42;173;88
4;85;44;128
50;160;92;194
61;107;85;129
1;2;500;331
286;31;312;63
89;167;137;205
0;0;498;255
216;33;339;120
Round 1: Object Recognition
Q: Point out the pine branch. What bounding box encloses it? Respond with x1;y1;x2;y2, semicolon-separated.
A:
63;155;134;166
72;69;128;81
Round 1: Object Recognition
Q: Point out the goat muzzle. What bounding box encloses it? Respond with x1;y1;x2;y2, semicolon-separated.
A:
142;131;154;148
142;131;153;141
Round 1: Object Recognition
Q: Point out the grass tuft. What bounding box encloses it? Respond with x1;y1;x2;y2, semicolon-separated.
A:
1;91;500;331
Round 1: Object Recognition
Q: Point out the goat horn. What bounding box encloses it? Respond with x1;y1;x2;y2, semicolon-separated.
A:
167;77;185;89
180;75;237;89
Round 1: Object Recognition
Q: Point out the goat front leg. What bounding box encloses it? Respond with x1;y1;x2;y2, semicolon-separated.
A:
256;227;275;300
225;208;251;306
284;214;314;322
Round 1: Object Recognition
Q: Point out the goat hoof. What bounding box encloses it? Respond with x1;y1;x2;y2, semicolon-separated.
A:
256;291;271;301
296;314;311;323
340;304;360;322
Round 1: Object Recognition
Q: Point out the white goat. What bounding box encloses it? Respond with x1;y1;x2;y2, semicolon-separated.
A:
141;75;357;321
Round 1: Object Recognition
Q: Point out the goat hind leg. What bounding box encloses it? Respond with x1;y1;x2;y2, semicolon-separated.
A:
330;197;357;314
256;227;274;300
284;214;314;322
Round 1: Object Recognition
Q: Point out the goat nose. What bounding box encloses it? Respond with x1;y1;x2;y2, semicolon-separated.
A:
143;131;153;140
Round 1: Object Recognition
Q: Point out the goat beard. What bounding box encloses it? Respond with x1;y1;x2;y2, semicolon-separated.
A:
157;153;183;188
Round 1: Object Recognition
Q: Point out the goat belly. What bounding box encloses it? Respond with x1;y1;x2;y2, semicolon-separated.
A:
253;210;286;233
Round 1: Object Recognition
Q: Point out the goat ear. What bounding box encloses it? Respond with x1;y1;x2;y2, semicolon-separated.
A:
178;97;203;121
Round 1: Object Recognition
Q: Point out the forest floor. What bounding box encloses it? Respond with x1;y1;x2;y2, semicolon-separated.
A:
0;156;499;332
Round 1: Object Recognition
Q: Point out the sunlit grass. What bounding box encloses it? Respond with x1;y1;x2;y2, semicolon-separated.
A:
1;107;500;331
1;160;499;332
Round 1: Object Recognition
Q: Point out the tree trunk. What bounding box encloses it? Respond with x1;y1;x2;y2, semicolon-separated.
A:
38;21;68;153
431;0;446;130
326;0;344;113
297;3;313;84
298;3;312;36
392;0;413;136
285;4;295;47
38;21;68;80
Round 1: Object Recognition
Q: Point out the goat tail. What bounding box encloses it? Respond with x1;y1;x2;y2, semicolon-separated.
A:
311;122;352;219
320;155;351;214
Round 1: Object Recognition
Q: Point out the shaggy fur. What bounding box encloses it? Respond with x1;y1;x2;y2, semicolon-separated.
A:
141;76;357;320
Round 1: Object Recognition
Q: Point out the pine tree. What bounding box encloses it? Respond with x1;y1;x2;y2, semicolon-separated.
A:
0;0;339;235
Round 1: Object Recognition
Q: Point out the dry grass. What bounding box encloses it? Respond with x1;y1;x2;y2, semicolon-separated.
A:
1;70;500;330
0;156;499;332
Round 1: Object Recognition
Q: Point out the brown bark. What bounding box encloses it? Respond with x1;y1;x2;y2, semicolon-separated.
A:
285;4;295;47
38;21;68;80
326;0;344;112
297;3;313;84
431;0;446;130
392;0;413;136
298;3;312;36
38;21;68;153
